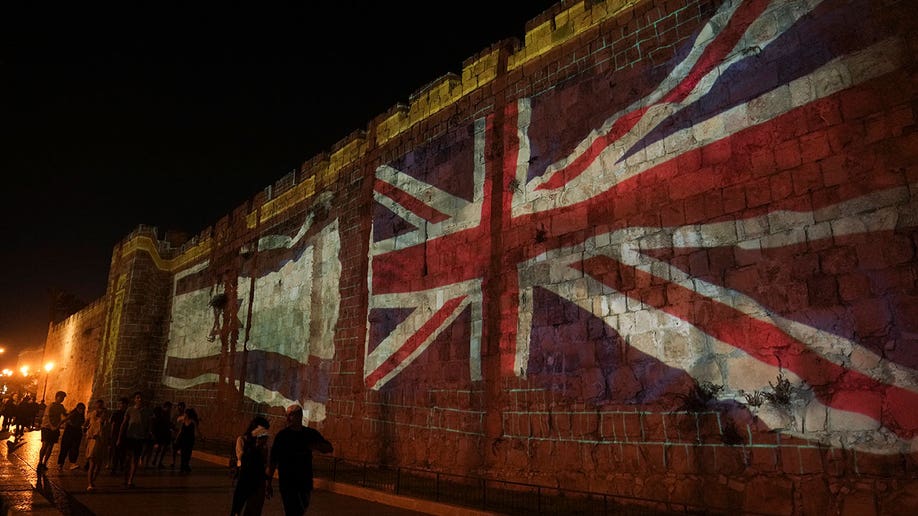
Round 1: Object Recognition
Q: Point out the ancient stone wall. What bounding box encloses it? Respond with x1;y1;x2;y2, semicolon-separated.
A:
54;0;918;513
41;298;106;405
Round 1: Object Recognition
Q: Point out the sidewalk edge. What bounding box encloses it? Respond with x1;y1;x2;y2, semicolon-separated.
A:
192;450;500;516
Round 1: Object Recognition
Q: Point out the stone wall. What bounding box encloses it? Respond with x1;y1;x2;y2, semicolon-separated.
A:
53;0;918;513
41;298;106;405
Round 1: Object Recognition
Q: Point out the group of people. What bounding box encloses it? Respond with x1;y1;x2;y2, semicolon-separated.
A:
34;390;202;491
0;393;41;438
12;388;333;515
230;404;333;516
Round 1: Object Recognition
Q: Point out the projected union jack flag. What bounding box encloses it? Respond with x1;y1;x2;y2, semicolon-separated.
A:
367;0;918;451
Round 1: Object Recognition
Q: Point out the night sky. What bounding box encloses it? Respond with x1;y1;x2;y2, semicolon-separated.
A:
0;1;560;365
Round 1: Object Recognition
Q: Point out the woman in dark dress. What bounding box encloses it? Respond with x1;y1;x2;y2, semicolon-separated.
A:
230;416;271;516
174;407;199;472
57;402;86;469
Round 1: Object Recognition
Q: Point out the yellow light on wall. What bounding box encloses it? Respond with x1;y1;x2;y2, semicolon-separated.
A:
1;369;11;376
19;366;29;376
42;362;54;401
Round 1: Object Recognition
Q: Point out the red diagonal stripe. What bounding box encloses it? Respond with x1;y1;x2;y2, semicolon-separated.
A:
537;0;771;191
660;0;770;104
365;295;467;389
537;109;648;191
375;179;451;224
575;255;918;439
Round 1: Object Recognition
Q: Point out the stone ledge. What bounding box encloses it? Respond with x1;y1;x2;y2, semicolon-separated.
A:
193;450;499;516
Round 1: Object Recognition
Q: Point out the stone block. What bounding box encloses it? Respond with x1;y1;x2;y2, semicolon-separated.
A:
854;450;904;477
620;412;644;442
701;476;745;512
716;445;748;476
749;446;779;472
839;489;877;516
639;443;668;472
743;476;794;516
696;413;722;444
642;413;667;442
824;447;851;477
879;479;918;515
798;477;832;516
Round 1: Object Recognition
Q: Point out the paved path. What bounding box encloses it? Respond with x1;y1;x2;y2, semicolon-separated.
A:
0;429;434;515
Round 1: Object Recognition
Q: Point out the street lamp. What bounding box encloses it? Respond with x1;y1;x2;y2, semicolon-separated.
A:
42;362;54;402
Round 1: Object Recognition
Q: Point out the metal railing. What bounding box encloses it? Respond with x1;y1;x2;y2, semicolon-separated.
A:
312;456;713;515
196;438;756;515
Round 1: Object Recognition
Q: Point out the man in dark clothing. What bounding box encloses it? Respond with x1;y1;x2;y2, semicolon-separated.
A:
118;392;153;487
108;397;128;474
266;405;332;515
37;391;67;471
15;395;38;437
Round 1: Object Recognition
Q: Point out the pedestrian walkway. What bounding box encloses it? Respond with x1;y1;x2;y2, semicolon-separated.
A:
0;429;472;515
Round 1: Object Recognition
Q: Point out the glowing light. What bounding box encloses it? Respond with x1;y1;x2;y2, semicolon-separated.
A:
44;362;54;373
19;366;29;376
1;369;11;376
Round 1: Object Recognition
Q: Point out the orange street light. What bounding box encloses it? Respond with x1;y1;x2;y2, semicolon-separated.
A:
42;362;55;401
19;366;29;376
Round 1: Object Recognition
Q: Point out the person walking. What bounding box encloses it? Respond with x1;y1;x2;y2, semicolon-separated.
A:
169;401;185;467
12;395;28;438
2;394;20;432
17;395;40;435
231;416;271;516
57;402;86;470
151;401;172;468
174;407;199;472
0;396;11;432
266;405;333;515
84;399;109;491
108;397;128;474
117;392;153;487
37;391;68;471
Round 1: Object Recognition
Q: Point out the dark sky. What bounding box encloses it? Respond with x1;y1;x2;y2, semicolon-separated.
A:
0;1;560;365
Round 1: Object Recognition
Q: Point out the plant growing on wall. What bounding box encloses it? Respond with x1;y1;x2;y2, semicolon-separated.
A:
676;381;724;412
743;390;765;408
762;372;795;407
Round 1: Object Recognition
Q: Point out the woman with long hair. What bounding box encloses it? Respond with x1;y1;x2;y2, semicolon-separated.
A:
84;399;109;491
230;416;271;516
174;407;199;472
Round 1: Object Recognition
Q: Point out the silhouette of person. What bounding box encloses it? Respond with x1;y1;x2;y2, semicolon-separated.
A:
266;405;332;515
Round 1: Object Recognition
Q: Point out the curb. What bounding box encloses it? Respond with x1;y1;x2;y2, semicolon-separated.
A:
192;450;499;516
